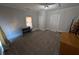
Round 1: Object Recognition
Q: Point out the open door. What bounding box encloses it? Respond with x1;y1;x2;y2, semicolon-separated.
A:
26;16;32;29
0;26;10;51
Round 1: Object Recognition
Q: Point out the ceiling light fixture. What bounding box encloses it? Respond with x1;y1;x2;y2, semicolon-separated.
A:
40;3;60;10
44;3;49;8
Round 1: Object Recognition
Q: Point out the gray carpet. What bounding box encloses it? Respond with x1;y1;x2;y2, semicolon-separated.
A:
5;30;60;55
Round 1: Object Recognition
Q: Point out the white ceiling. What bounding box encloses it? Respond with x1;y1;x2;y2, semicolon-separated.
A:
0;3;79;11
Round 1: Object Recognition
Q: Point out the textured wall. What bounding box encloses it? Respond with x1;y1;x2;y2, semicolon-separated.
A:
46;6;79;32
0;6;39;42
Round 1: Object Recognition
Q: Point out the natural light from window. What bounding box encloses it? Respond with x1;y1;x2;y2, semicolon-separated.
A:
26;16;32;28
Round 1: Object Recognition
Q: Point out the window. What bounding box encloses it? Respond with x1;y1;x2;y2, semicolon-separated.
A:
26;16;32;28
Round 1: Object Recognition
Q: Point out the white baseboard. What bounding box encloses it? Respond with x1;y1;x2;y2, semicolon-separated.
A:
32;28;39;31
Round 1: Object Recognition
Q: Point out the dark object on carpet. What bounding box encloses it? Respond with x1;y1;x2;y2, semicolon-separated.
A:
22;27;32;34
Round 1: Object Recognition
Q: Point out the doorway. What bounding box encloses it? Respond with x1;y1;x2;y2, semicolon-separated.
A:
26;16;32;29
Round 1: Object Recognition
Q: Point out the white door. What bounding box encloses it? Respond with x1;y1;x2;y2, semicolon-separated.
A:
48;14;60;32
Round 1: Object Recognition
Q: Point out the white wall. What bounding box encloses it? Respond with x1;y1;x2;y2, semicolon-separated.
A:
38;10;61;32
0;5;79;42
46;6;79;32
0;6;39;42
38;11;46;30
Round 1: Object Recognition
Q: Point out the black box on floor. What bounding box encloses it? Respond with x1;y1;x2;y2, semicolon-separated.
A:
22;27;32;34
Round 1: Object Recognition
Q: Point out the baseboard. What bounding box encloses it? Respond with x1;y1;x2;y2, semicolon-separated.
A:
32;28;39;31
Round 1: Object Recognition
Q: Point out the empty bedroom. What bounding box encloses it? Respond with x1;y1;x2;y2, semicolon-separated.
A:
0;3;79;55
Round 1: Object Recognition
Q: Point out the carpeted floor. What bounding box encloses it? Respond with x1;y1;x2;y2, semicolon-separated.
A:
5;30;60;55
